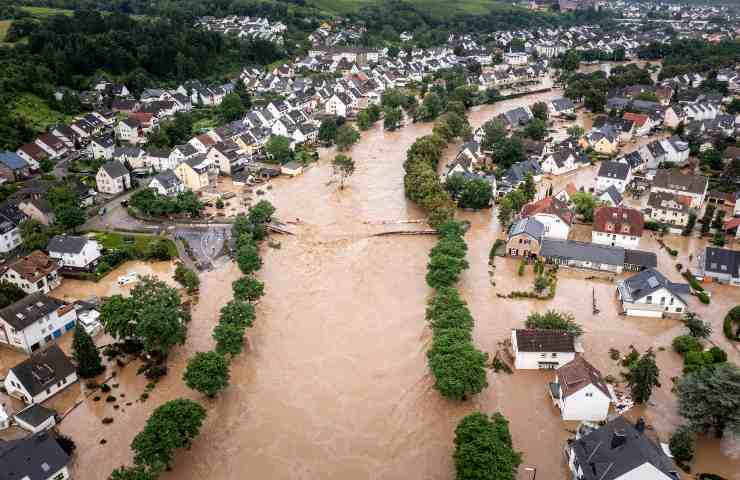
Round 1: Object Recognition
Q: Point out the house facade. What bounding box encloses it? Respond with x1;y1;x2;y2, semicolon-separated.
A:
4;344;78;405
521;197;573;240
174;154;210;191
595;161;631;194
0;251;61;295
650;170;707;209
548;356;612;421
0;293;77;354
507;217;544;258
96;161;132;195
511;329;577;370
592;206;643;249
47;235;102;271
616;268;690;318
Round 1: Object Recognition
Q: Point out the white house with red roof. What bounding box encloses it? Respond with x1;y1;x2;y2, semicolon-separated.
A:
548;356;612;421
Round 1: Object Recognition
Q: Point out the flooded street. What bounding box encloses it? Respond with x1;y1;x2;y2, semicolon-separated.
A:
44;87;740;480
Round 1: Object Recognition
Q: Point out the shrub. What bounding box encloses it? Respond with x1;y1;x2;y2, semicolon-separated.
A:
526;310;583;336
517;261;525;276
669;426;695;464
697;291;710;304
683;272;704;291
709;346;727;363
672;335;703;354
102;417;114;424
723;306;740;341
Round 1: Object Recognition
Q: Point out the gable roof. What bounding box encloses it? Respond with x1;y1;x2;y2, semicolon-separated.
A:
703;246;740;277
652;170;707;196
4;251;59;284
521;196;574;225
99;161;129;179
571;416;677;480
0;432;71;480
540;238;626;266
0;293;69;330
509;217;545;241
617;268;689;304
47;235;92;255
593;206;644;237
8;344;76;397
14;403;56;429
0;152;29;170
597;161;630;181
514;328;575;353
556;356;611;399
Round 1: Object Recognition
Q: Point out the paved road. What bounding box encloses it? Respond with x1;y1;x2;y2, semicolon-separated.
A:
83;188;149;232
174;225;231;269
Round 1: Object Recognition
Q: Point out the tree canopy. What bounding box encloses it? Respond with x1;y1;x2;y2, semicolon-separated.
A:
453;412;522;480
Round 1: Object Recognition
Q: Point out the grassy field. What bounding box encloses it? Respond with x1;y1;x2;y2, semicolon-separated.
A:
0;20;11;42
308;0;512;17
20;6;73;17
13;93;72;133
89;231;179;258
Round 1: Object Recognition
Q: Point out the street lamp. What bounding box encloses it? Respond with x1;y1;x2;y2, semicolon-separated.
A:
524;467;537;480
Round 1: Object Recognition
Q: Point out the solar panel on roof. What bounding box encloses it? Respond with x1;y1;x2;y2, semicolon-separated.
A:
647;276;659;288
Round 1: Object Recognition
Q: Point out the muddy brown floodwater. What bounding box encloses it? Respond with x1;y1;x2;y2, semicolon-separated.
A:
56;88;740;480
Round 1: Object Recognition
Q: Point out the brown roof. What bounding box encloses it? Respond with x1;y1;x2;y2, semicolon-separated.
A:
196;134;217;146
556;356;611;399
652;169;707;196
521;197;574;225
514;329;576;353
18;143;48;161
593;206;644;237
5;251;59;283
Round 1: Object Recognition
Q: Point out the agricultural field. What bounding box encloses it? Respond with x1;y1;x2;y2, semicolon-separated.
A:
20;6;73;17
308;0;515;18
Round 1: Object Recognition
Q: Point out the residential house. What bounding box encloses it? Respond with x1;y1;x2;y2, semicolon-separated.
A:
695;247;740;286
47;235;102;271
113;146;147;174
18;198;55;226
0;211;25;254
511;329;577;370
0;251;61;294
622;112;653;136
4;344;78;405
592;206;644;249
651;170;708;209
281;161;304;177
498;159;542;195
507;217;544;258
548;97;576;117
0;431;72;480
598;186;623;207
540;239;656;274
0;293;77;354
521;196;573;240
96;161;132;195
89;135;115;160
0;151;31;182
34;134;68;159
116;118;144;144
147;149;175;172
554;183;579;205
548;356;612;421
13;403;57;434
325;92;357;117
207;141;247;176
595;161;631;193
581;129;619;156
174;154;210;191
148;170;185;197
616;268;690;318
541;148;581;176
16;143;48;170
566;416;679;480
646;192;691;227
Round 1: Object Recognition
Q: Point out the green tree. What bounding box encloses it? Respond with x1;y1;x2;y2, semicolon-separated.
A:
521;173;536;201
72;324;104;378
426;252;469;289
131;398;207;473
492;137;525;169
335;124;360;151
427;340;488;400
332;154;356;189
174;264;200;294
219;300;255;328
109;465;156;480
677;362;740;437
318;118;337;145
183;351;230;397
55;205;86;232
444;174;467;199
531;101;548;121
497;199;513;226
524;118;547;141
232;276;265;302
248;200;276;227
213;320;247;356
724;306;740;340
701;149;722;170
383;106;402;131
235;237;262;275
525;310;583;336
683;312;712;339
453;412;522;480
481;119;507;152
356;110;372;130
669;426;694;464
458;178;493;209
571;192;598;222
265;135;292;164
145;239;172;261
19;219;52;251
628;349;661;404
219;93;247;122
560;49;580;71
40;157;54;173
567;125;585;138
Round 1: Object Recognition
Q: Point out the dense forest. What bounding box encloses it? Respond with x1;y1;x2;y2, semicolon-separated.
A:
638;39;740;79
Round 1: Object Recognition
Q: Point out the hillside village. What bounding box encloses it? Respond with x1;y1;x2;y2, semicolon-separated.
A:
1;1;740;480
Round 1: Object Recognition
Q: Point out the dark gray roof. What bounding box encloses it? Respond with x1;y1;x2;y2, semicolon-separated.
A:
14;404;56;428
99;161;129;179
9;344;76;397
150;170;182;190
571;416;678;480
551;97;575;112
618;268;689;304
515;329;575;352
601;185;623;205
0;432;71;480
703;247;740;277
652;170;707;196
509;217;544;241
47;235;89;255
623;249;657;269
540;239;625;266
598;161;630;180
0;293;67;331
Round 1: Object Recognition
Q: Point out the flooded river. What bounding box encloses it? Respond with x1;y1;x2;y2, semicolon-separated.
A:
53;87;740;480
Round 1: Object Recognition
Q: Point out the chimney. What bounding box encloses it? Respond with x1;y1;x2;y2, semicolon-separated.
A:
635;417;646;434
611;430;626;449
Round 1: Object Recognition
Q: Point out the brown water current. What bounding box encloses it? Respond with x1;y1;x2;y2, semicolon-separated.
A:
51;89;740;480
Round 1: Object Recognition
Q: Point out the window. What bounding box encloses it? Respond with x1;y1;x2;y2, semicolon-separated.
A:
676;307;683;313
646;296;652;304
585;392;593;398
540;353;546;358
551;353;558;358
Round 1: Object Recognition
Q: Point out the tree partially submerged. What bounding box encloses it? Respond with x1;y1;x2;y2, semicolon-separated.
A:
183;351;230;397
453;412;522;480
677;363;740;437
525;310;583;336
72;324;104;378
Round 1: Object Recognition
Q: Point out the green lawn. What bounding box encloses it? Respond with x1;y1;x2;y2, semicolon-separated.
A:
88;231;178;258
12;93;72;134
20;6;73;17
308;0;512;17
0;20;11;43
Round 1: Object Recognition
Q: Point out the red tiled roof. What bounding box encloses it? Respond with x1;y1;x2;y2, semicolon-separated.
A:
556;356;611;399
622;112;649;127
593;206;644;237
521;196;574;225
